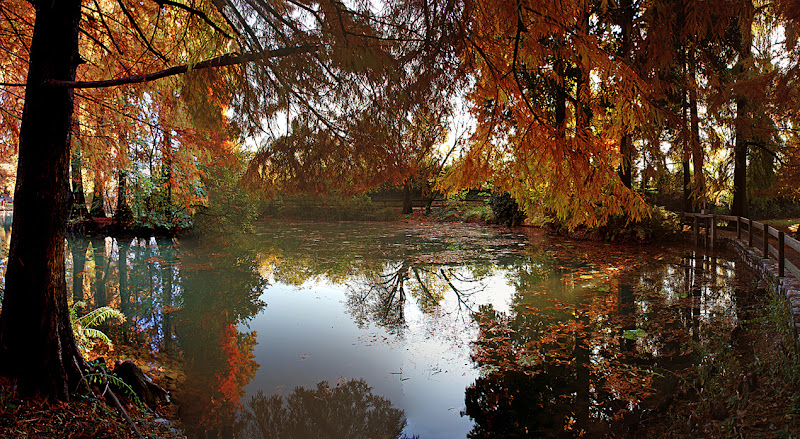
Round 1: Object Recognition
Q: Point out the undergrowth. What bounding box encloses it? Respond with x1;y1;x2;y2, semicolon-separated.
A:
263;194;398;221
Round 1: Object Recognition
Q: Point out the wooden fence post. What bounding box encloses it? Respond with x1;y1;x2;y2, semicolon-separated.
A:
748;218;753;247
763;223;770;259
779;231;785;277
736;216;741;240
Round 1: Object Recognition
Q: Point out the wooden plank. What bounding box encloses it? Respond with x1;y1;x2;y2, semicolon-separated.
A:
786;235;800;254
769;243;779;259
787;259;800;280
717;215;739;221
752;220;764;230
769;226;780;239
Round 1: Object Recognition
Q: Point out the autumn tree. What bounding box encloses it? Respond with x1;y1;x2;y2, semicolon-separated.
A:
445;0;653;228
0;0;464;399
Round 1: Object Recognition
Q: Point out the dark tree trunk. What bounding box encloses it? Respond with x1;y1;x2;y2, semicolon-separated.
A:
114;170;133;226
162;129;174;220
682;155;691;212
618;0;634;189
619;134;633;189
70;126;89;221
422;180;434;215
731;97;749;217
689;55;703;210
0;0;86;399
681;50;692;212
731;2;753;217
402;182;413;214
90;170;106;218
554;57;567;141
575;4;591;139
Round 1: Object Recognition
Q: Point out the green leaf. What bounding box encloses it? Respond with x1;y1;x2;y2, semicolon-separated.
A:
623;328;647;340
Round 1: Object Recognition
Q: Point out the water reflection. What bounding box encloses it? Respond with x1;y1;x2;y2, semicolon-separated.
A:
464;250;755;437
61;232;267;437
0;215;760;438
238;379;412;439
347;261;486;333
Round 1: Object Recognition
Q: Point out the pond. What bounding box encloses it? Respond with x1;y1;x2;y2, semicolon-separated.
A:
1;216;760;438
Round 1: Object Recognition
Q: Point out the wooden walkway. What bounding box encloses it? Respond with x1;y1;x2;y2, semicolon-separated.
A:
680;213;800;350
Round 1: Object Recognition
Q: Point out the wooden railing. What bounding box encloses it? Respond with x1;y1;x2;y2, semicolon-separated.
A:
679;212;800;280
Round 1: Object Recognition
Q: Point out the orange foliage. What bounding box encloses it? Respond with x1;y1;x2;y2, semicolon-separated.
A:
198;323;258;430
0;0;236;209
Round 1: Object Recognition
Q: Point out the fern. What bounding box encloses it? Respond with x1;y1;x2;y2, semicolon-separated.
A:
82;371;144;408
82;328;113;347
75;305;125;328
71;301;125;353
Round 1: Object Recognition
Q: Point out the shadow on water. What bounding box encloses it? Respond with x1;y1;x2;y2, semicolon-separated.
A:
0;215;761;438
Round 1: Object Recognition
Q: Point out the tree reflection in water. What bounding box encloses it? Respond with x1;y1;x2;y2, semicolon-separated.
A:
345;259;486;332
237;379;415;439
464;250;757;437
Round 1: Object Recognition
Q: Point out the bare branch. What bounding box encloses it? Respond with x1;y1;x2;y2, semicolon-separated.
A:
151;0;234;39
115;0;170;64
46;45;317;89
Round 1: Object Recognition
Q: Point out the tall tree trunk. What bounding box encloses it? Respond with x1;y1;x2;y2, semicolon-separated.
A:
576;2;591;138
0;0;86;399
732;97;749;216
70;122;89;221
554;57;567;142
681;50;692;212
162;129;173;220
731;2;754;217
401;182;413;214
114;170;133;226
618;0;634;189
90;169;106;218
619;135;633;189
689;52;704;210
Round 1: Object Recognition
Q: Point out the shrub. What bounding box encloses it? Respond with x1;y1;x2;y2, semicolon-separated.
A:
462;205;494;223
489;192;525;227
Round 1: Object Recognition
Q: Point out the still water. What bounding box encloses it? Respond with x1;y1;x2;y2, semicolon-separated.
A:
4;218;759;437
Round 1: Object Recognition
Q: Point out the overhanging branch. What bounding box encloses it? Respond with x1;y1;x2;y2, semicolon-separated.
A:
46;45;318;89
